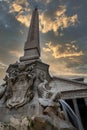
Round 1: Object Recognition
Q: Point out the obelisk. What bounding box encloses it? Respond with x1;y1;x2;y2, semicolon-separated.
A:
20;8;40;63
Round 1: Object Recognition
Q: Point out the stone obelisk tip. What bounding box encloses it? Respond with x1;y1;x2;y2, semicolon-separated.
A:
20;8;40;63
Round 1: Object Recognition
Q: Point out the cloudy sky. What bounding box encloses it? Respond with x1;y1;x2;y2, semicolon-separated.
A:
0;0;87;83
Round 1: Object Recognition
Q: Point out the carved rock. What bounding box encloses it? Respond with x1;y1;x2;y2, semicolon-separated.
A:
30;115;77;130
0;61;77;130
0;62;36;109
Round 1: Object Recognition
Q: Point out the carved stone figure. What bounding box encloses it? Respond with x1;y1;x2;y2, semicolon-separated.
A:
38;78;61;103
37;72;64;121
38;79;48;98
0;63;36;109
6;65;36;109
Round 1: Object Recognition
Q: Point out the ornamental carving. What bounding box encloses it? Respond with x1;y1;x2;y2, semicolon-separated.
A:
0;62;36;109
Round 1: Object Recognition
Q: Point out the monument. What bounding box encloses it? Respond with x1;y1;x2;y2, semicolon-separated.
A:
0;8;79;130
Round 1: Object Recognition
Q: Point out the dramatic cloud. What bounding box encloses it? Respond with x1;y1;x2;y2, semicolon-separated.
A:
8;2;78;35
8;0;31;27
9;3;22;13
42;48;86;77
42;40;85;77
16;14;31;27
43;41;84;59
41;48;76;76
39;5;78;35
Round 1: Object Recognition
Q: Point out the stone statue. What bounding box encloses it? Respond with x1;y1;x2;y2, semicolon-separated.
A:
38;77;61;106
37;72;64;121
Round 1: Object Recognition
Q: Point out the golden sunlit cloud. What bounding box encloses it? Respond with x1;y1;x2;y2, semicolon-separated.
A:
9;50;23;58
9;1;31;27
41;50;77;76
55;5;66;16
9;2;78;35
42;41;84;76
9;3;22;13
16;14;31;27
43;41;84;59
9;0;30;13
39;5;78;34
42;48;85;77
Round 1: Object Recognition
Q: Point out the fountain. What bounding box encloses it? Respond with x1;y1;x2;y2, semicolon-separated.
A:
0;8;78;130
59;99;84;130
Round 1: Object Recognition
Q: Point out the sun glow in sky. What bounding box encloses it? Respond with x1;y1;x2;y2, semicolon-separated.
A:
0;0;87;83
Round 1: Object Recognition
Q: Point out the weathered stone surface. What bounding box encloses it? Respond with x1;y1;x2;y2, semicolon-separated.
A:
0;61;50;122
29;115;77;130
0;61;50;109
29;116;54;130
0;115;77;130
10;117;29;130
0;60;77;130
0;60;78;130
0;122;16;130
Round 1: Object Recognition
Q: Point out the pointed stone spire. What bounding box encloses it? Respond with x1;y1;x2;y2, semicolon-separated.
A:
20;8;40;63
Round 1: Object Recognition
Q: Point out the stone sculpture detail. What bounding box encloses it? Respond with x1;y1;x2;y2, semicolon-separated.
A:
0;62;36;109
0;65;61;110
38;73;61;103
0;63;63;125
37;71;65;120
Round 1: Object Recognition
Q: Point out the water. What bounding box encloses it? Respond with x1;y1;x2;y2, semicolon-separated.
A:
59;99;84;130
